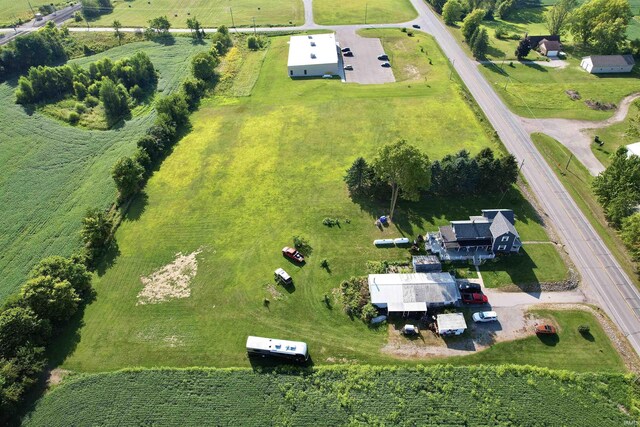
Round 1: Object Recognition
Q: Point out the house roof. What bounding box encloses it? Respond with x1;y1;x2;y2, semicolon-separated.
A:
584;55;635;67
436;313;467;331
450;220;492;240
287;33;338;67
482;209;515;224
539;39;562;51
626;142;640;157
368;273;460;311
527;34;560;47
490;211;519;239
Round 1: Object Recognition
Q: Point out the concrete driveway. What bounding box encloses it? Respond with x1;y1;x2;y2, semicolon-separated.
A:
336;29;395;84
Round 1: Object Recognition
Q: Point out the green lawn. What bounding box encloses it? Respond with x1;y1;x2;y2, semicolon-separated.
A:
442;309;627;373
59;32;567;371
23;365;637;426
0;38;208;301
67;0;302;28
588;100;640;167
313;0;416;25
480;244;569;289
478;60;640;120
531;133;640;289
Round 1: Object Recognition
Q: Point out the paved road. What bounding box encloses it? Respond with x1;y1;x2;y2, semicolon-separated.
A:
406;0;640;354
0;3;82;46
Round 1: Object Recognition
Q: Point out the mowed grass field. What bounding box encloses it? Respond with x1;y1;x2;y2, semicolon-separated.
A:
23;366;638;426
0;0;68;26
69;0;302;28
60;31;568;372
478;61;640;120
313;0;417;25
0;38;208;301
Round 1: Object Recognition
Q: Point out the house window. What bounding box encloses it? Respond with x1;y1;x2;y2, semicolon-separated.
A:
289;70;293;76
501;236;509;242
497;245;507;251
304;70;307;75
512;245;520;251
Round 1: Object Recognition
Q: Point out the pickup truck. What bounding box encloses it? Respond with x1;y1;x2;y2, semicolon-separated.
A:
461;292;488;304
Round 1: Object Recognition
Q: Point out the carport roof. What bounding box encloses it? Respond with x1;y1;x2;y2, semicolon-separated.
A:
288;33;338;67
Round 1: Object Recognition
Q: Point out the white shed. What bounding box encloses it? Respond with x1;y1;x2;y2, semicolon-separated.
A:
580;55;635;74
287;33;339;78
626;142;640;158
436;313;467;335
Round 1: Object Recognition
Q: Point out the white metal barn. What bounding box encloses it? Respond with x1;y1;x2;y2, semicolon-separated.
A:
287;33;339;77
436;313;467;335
368;273;460;314
580;55;635;74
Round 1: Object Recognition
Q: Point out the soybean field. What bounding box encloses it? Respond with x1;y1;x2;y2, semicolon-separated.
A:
0;37;208;301
23;366;640;426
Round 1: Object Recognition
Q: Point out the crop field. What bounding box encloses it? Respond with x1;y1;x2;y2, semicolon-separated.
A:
23;365;640;426
0;38;208;301
0;0;67;27
57;31;569;372
68;0;303;28
313;0;417;25
478;61;640;120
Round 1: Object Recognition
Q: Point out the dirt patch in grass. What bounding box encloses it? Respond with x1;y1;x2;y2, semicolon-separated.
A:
565;90;581;100
585;99;617;111
48;368;72;387
136;249;202;305
265;283;284;300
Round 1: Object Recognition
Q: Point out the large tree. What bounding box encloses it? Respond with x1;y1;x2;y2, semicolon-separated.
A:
29;255;92;298
593;147;640;226
191;51;219;81
471;28;489;58
570;0;632;52
148;16;171;34
112;156;145;202
0;307;50;358
113;20;122;44
344;157;374;197
99;77;129;123
372;140;431;219
545;0;578;35
461;9;486;43
81;208;113;261
443;0;463;25
621;213;640;261
19;276;80;324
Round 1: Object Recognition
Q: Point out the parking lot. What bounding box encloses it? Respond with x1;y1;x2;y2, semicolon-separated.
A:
336;29;395;85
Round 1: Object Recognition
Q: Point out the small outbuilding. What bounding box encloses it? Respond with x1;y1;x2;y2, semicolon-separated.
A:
538;39;562;57
412;255;442;273
368;272;460;314
580;55;635;74
626;142;640;158
287;33;339;77
436;313;467;335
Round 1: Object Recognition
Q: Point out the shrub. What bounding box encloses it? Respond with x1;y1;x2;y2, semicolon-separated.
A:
293;235;310;252
129;84;144;102
401;27;407;33
29;255;92;299
191;51;219;81
336;277;370;321
361;303;378;323
85;95;99;107
247;36;260;50
75;102;87;113
87;82;101;97
322;217;339;227
68;111;80;124
495;26;507;39
578;325;590;334
320;259;329;269
73;81;87;100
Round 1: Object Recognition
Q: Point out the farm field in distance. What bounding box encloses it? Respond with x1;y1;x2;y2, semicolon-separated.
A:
0;38;208;301
313;0;417;25
67;0;303;28
0;0;67;27
59;31;569;372
23;365;639;426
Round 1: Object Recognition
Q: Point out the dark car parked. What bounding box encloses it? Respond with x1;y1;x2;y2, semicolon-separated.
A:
341;47;351;52
458;282;481;293
377;54;389;60
343;51;354;57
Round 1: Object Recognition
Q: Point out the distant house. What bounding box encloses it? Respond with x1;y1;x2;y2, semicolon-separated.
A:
426;209;522;264
287;33;340;77
368;272;460;315
436;313;467;335
526;34;560;50
538;39;562;57
580;55;635;74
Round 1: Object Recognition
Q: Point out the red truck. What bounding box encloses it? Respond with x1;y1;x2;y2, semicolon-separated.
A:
461;292;488;305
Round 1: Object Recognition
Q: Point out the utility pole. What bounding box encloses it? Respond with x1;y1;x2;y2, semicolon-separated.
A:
564;153;573;174
449;58;455;80
229;7;235;30
27;0;35;16
364;3;368;25
504;77;509;91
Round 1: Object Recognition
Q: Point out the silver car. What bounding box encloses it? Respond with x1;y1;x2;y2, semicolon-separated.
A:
472;311;498;322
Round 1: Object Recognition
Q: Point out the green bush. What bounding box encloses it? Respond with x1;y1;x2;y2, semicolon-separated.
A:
75;103;87;114
85;95;99;108
336;277;370;320
322;217;339;227
495;27;507;39
578;325;590;334
68;111;80;124
361;303;378;322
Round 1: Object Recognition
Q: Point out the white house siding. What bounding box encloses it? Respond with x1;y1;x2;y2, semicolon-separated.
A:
288;63;339;77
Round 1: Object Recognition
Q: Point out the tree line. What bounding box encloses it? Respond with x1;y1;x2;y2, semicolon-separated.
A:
344;142;518;218
592;147;640;262
0;254;94;424
15;51;158;125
